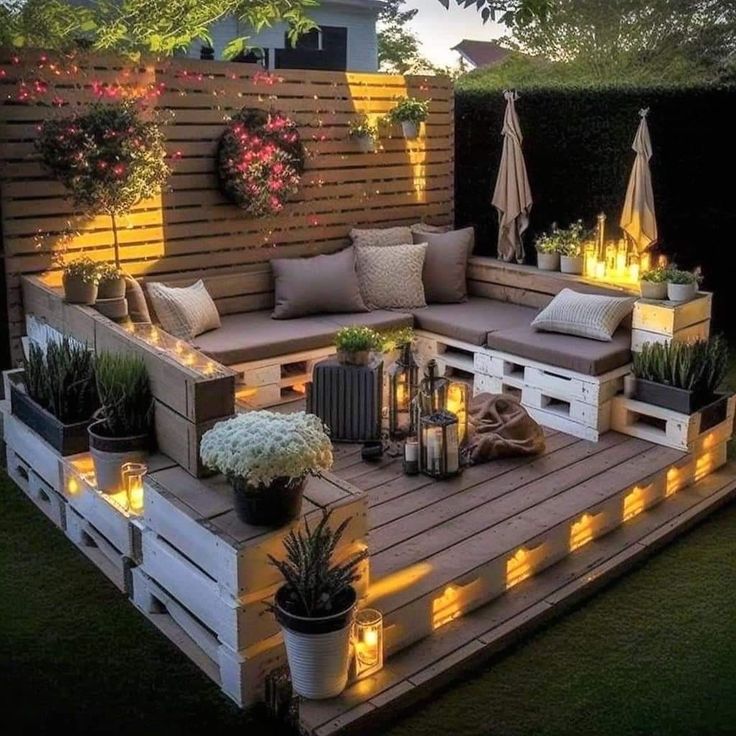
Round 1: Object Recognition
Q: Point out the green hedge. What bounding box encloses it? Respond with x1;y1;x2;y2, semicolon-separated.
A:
455;85;736;329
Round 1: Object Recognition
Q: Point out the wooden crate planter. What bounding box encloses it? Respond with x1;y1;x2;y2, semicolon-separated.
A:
631;292;712;352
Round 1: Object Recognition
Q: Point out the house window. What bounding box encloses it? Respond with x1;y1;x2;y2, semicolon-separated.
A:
276;26;347;71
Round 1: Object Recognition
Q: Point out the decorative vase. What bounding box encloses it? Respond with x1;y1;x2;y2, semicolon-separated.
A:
536;252;560;271
274;585;357;700
88;420;150;494
63;274;98;305
401;121;419;140
560;255;583;275
639;280;667;300
336;349;371;367
667;282;697;302
230;475;305;526
97;276;126;300
353;134;375;153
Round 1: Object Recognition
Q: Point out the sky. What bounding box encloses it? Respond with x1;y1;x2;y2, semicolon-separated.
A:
402;0;506;67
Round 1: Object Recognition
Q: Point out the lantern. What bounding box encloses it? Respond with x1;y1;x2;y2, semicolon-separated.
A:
417;359;449;417
420;411;460;479
122;461;147;514
446;382;469;444
388;342;419;438
353;608;383;678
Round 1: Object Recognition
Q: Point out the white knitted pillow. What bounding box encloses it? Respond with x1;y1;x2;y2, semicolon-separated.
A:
532;288;635;342
146;280;221;340
355;243;427;310
350;226;413;248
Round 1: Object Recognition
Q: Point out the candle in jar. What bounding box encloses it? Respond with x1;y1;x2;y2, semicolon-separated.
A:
595;261;606;279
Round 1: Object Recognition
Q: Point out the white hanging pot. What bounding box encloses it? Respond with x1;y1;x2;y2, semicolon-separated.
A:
401;121;419;139
353;134;374;153
274;585;357;700
667;281;697;302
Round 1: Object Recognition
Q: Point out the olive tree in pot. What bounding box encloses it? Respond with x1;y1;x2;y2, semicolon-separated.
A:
200;411;333;526
388;97;430;140
269;511;368;699
61;257;101;305
335;326;380;367
639;266;668;300
89;352;153;493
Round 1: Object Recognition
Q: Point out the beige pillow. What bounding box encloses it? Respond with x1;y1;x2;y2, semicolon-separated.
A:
532;288;635;342
355;243;427;310
411;222;452;235
350;226;413;248
146;280;221;340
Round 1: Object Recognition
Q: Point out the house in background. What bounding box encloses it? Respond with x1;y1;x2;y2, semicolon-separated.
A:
452;40;513;70
193;0;384;71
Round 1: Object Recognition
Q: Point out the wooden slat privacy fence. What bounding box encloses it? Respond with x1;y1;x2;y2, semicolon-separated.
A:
0;51;454;360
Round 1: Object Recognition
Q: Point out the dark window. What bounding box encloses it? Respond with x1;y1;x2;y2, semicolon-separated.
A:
276;26;347;71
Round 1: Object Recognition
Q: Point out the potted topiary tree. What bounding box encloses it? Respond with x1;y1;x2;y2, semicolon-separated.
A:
269;510;368;699
61;256;101;305
88;352;154;493
666;268;702;302
639;267;669;299
348;116;379;153
334;326;380;366
388;97;430;140
200;411;334;526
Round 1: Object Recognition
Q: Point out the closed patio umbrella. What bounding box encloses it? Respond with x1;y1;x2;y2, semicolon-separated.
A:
492;90;532;263
620;108;658;254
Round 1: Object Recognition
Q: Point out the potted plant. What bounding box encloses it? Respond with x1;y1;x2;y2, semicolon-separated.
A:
667;268;702;302
378;326;415;365
10;338;98;455
334;326;380;366
388;97;430;140
269;510;368;699
200;411;333;526
97;262;126;299
632;336;729;420
88;352;154;494
348;116;378;153
61;257;100;304
534;226;561;271
557;221;586;274
639;267;669;300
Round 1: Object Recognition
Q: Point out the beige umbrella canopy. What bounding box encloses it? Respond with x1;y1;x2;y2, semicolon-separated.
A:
492;90;533;263
620;108;658;254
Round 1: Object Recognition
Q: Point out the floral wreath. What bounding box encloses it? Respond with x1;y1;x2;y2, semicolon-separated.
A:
217;108;304;218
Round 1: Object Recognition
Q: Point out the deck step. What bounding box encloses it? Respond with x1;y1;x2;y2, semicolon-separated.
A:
299;463;736;736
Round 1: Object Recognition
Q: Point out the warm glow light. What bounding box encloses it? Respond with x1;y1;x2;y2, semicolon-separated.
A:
122;462;147;514
595;261;606;279
67;476;79;495
432;584;464;629
623;485;646;521
446;382;469;443
666;467;681;497
506;547;533;589
292;382;307;395
695;451;717;481
366;562;432;603
353;608;383;678
570;513;597;551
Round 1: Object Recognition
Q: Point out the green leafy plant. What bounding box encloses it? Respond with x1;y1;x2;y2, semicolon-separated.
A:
388;97;430;124
94;352;153;438
269;510;367;618
667;268;702;285
23;338;98;423
348;116;378;140
61;256;101;285
334;326;381;354
97;262;123;284
379;326;415;353
640;267;669;283
632;336;728;396
535;220;586;255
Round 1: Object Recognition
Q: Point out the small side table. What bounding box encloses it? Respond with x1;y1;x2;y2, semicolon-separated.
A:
307;358;383;442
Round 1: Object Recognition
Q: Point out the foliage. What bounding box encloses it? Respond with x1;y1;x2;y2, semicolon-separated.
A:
269;509;367;618
389;97;430;125
97;262;123;284
667;268;702;285
640;267;669;283
23;338;98;423
200;411;333;487
632;336;728;395
535;220;586;255
334;326;381;354
377;0;432;74
217;108;303;218
94;351;153;437
379;326;415;353
348;116;378;141
437;0;552;26
62;256;101;284
35;101;169;217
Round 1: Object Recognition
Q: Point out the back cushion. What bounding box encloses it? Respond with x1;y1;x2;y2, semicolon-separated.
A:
146;280;221;340
413;227;475;303
350;226;413;248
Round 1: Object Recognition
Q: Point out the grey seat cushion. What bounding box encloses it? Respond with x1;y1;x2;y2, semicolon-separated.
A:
314;310;414;331
192;311;337;365
411;298;537;346
486;325;632;376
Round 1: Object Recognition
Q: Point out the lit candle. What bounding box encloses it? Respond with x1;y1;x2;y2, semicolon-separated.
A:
628;263;640;283
122;462;147;514
354;609;383;674
615;241;627;276
404;437;419;475
584;243;597;277
640;251;651;273
595;261;606;279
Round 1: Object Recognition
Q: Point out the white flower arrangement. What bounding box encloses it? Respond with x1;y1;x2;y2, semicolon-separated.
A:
200;411;333;487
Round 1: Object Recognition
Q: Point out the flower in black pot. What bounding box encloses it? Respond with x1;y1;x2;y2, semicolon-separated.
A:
88;352;153;494
269;510;368;699
199;411;334;527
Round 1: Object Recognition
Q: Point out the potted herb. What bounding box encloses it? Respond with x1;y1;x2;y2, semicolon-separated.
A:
557;221;586;274
62;257;100;304
97;262;126;299
88;352;154;493
534;226;561;271
11;338;98;455
269;510;367;699
639;267;669;300
667;268;702;302
632;336;729;420
200;411;333;526
348;116;378;153
388;97;430;140
335;326;380;366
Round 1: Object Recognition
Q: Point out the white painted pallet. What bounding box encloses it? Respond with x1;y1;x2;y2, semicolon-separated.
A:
3;410;64;491
415;332;478;376
632;292;712;336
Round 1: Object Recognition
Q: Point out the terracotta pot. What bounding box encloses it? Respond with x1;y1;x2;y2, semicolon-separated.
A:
667;282;697;302
536;252;560;271
63;274;98;305
88;420;150;494
639;280;668;300
230;475;305;526
560;255;583;275
97;276;126;300
401;121;419;139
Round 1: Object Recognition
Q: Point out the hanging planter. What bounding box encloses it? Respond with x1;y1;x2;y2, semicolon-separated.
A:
387;97;430;140
217;108;304;218
348;116;378;153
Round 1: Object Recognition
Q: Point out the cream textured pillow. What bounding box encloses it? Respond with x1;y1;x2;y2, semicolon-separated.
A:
355;243;428;310
532;288;635;342
350;226;413;248
146;280;221;340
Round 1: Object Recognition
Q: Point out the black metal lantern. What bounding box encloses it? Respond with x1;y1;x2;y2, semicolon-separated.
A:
419;411;460;479
388;342;419;438
416;359;449;418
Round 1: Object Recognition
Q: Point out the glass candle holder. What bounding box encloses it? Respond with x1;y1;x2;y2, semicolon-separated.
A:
354;608;383;677
121;461;147;514
446;382;469;444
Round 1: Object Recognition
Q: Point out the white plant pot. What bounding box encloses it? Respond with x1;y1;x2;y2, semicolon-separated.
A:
536;252;560;271
639;281;668;300
401;121;419;139
353;134;374;153
667;282;697;302
560;255;583;275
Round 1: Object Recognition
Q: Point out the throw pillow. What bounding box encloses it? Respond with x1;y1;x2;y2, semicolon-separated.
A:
355;243;428;310
124;274;152;324
146;280;221;340
271;248;368;319
411;222;452;235
412;227;475;303
350;225;413;248
532;288;635;342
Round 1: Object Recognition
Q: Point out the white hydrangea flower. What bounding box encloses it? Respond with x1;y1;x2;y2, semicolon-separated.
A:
200;411;334;487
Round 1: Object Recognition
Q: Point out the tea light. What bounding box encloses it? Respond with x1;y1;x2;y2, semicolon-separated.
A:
403;437;419;475
354;608;383;677
121;462;147;514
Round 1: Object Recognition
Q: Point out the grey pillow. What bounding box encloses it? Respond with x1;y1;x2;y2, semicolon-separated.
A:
350;226;413;248
532;288;635;342
271;248;368;319
412;227;474;303
355;243;427;310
